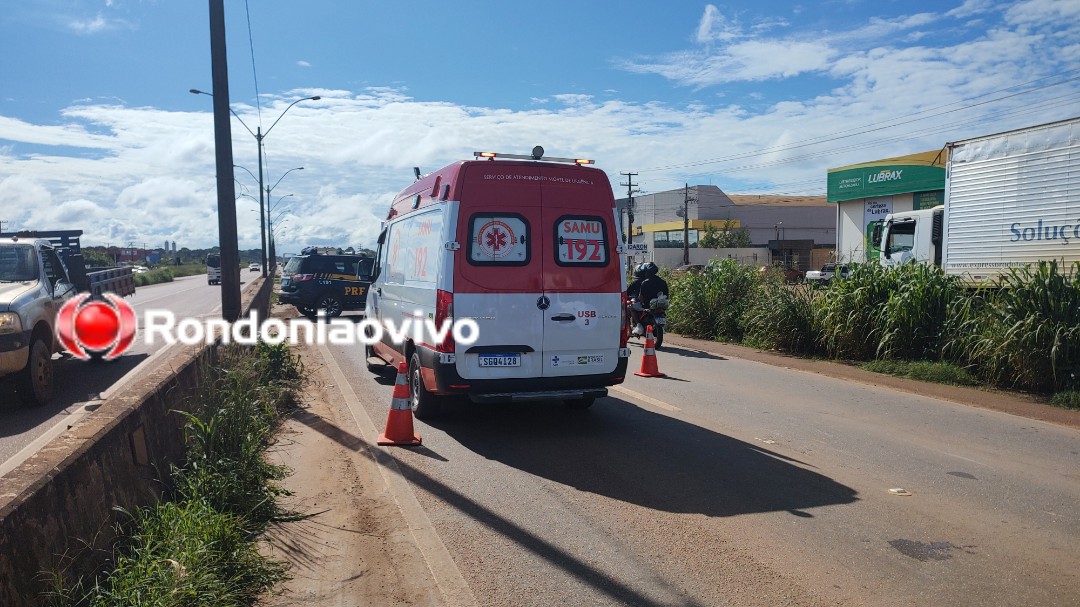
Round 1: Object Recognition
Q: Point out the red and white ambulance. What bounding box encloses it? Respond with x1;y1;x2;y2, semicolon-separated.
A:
365;147;630;417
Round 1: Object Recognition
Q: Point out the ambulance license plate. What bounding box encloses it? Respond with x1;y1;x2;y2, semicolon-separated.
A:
479;354;520;367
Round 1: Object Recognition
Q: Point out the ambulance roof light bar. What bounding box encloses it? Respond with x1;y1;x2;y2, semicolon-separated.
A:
474;145;594;165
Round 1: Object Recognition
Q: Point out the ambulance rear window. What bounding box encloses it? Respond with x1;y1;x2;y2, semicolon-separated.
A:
554;215;609;267
467;213;530;266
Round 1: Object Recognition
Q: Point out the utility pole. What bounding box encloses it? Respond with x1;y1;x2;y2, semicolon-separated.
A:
620;172;638;279
207;0;241;321
681;183;697;266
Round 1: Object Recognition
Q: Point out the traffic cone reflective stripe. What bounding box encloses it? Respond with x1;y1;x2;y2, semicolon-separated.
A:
378;362;422;446
633;325;666;378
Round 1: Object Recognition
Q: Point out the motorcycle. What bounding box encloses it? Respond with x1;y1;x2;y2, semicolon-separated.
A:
627;296;667;349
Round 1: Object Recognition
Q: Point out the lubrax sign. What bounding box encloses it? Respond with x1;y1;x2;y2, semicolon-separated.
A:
826;151;946;203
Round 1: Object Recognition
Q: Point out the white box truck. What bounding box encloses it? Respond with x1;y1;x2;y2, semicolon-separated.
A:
873;117;1080;285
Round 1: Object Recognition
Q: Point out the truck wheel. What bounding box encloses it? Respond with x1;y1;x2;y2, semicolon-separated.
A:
17;337;53;406
409;352;441;419
564;396;595;410
317;294;343;318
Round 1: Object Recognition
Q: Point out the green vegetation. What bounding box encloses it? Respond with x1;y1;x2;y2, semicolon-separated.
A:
46;341;303;607
860;359;978;386
698;220;752;248
1050;391;1080;410
667;258;758;341
132;263;205;287
667;258;1080;405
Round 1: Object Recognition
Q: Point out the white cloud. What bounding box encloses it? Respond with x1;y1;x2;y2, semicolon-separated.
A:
621;39;835;86
297;60;311;68
1004;0;1080;25
696;5;741;44
65;12;136;35
947;0;998;19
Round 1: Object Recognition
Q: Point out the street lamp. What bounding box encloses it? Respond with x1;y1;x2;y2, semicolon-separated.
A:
271;193;294;213
190;88;320;276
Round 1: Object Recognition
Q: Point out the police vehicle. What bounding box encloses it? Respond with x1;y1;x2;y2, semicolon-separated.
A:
277;247;374;318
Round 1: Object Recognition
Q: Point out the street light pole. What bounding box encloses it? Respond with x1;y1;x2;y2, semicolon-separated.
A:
190;89;319;278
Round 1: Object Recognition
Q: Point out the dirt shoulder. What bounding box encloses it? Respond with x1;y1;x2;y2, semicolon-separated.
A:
660;333;1080;430
261;339;445;607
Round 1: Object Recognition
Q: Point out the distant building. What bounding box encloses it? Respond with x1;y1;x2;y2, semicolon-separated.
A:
617;185;835;270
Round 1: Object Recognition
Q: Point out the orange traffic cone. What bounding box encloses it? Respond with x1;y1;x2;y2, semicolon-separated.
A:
633;325;666;378
377;362;422;446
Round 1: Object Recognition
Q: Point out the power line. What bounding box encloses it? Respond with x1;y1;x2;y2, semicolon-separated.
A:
634;71;1080;174
659;90;1080;184
243;0;262;126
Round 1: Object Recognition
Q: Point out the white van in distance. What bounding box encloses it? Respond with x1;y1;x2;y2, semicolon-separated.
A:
365;147;631;417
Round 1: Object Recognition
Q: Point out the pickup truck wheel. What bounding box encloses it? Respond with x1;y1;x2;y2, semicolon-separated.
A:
409;352;441;419
17;337;53;406
317;294;343;318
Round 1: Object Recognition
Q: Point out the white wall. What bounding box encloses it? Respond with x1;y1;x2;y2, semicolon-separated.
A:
836;194;915;262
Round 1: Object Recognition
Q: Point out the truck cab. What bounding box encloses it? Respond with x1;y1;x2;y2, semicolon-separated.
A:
872;205;944;268
0;236;77;405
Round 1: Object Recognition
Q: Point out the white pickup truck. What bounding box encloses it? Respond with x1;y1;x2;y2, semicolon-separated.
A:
0;231;135;406
804;263;850;284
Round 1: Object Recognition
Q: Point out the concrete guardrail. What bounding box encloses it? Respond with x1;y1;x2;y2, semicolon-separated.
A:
0;277;272;606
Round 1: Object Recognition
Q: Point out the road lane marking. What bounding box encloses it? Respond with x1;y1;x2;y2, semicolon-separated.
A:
609;385;682;412
0;402;98;478
317;344;478;607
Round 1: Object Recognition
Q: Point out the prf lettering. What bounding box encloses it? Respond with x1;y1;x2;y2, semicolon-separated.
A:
345;286;366;296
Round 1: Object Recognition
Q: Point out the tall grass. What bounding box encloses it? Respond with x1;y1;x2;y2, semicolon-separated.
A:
666;258;759;341
174;342;303;532
743;278;820;354
813;263;899;360
877;264;966;360
946;261;1080;392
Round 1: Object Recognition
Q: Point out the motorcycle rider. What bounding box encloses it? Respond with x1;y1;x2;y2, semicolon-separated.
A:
627;262;668;336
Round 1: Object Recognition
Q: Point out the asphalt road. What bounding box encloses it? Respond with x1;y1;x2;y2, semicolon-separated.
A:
316;333;1080;607
0;274;259;472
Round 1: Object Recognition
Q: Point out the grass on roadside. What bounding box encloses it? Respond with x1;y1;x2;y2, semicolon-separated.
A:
1050;391;1080;410
858;359;979;386
45;341;304;607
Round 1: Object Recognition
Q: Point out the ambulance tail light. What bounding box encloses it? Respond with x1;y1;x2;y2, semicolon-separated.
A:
293;273;315;283
435;289;455;353
619;292;630;348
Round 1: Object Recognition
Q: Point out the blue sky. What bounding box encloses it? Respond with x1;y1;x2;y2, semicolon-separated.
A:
2;1;1079;252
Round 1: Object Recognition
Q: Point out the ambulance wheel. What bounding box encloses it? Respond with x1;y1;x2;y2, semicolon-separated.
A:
17;336;53;407
317;294;343;318
564;396;595;410
409;352;441;419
